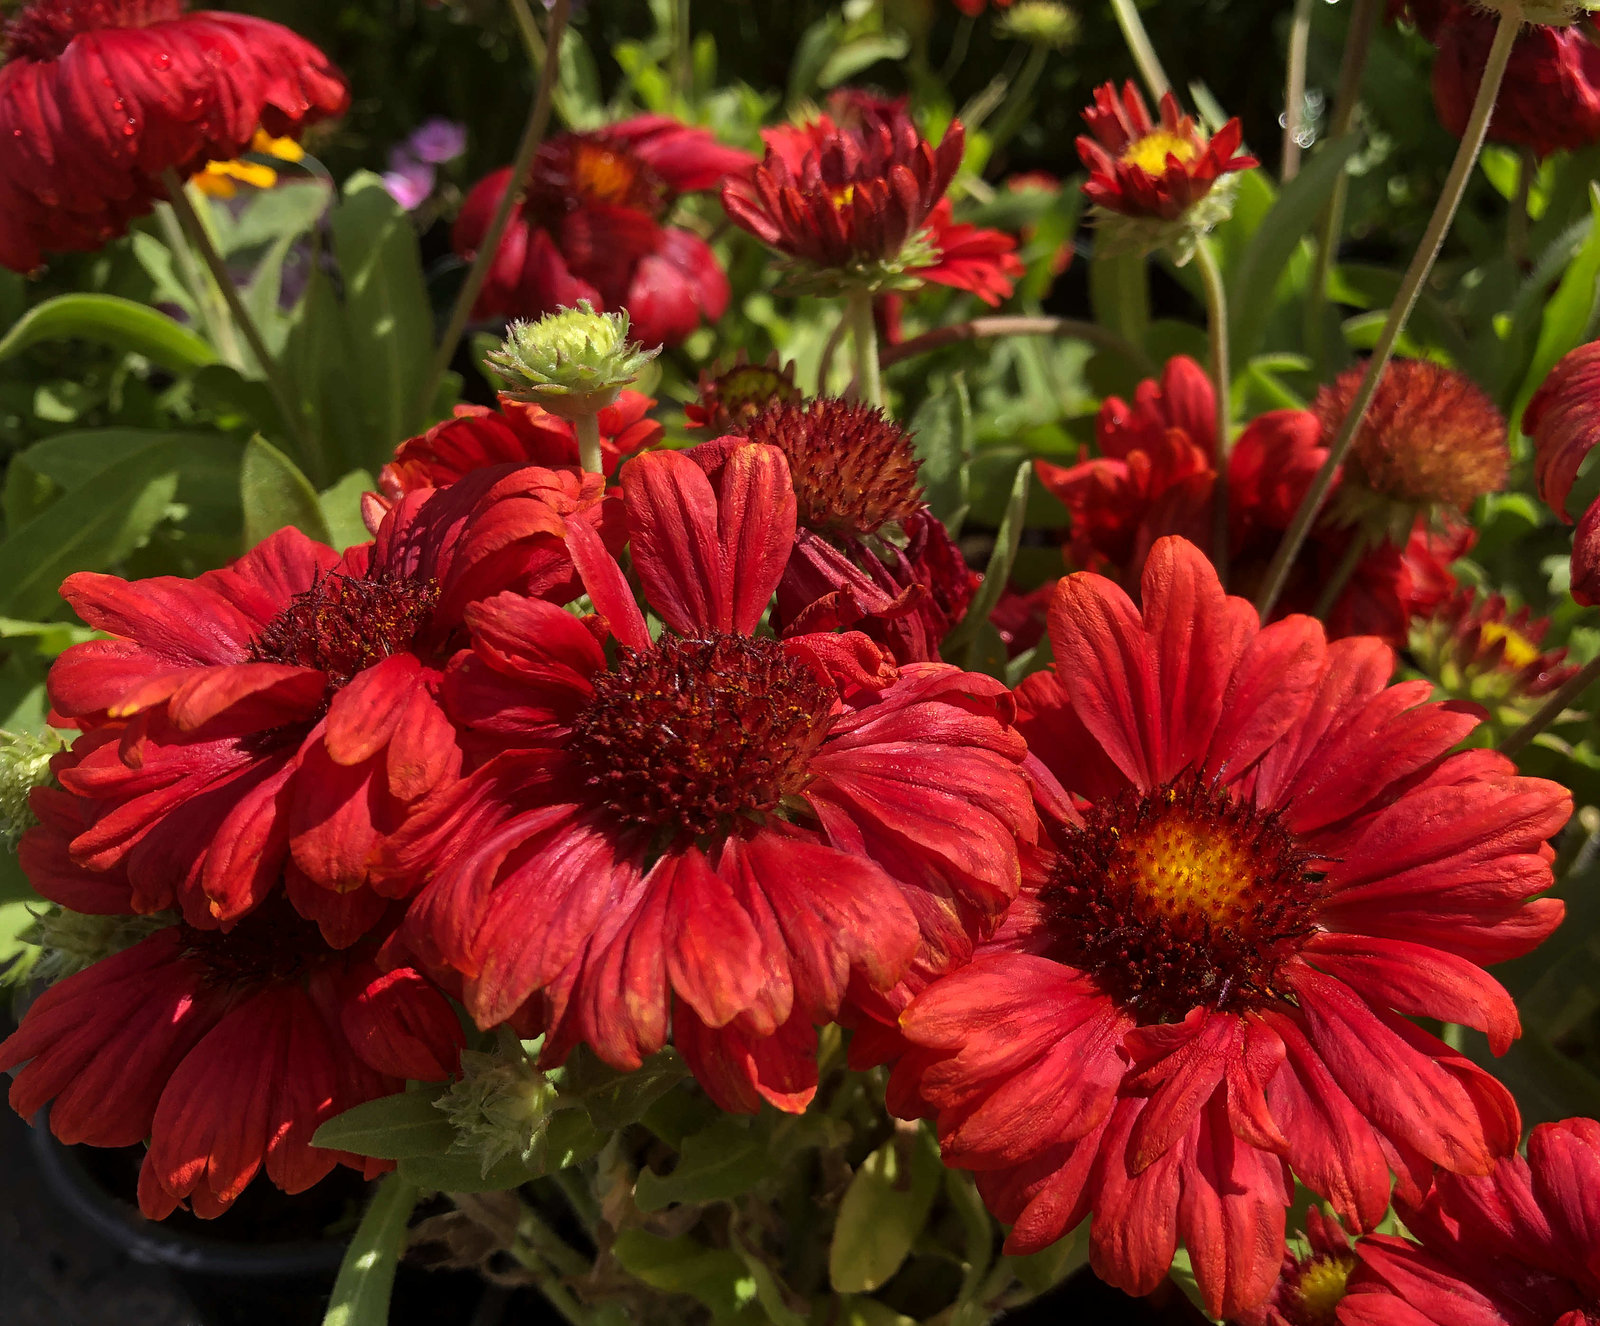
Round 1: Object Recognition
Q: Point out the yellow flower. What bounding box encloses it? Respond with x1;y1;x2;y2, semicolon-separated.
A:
193;130;306;199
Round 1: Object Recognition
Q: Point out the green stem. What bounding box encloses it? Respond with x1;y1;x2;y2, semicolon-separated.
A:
418;0;570;421
574;412;603;474
878;313;1156;376
1255;3;1522;622
1500;653;1600;758
816;304;852;394
1196;240;1232;586
1282;0;1316;181
1108;0;1171;102
1509;146;1534;267
156;201;241;367
160;170;318;476
673;0;692;104
986;42;1050;157
847;288;884;410
1307;0;1381;366
1312;530;1368;619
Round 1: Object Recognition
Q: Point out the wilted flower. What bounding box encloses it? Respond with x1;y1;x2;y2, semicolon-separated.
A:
1077;81;1256;261
0;0;348;272
453;115;752;347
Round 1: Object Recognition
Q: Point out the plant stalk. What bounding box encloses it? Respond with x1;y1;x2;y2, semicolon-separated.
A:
1108;0;1171;102
1196;239;1233;584
160;169;317;473
1500;653;1600;757
1282;0;1316;181
878;314;1156;375
847;287;885;409
575;412;603;474
418;0;570;420
1255;3;1522;622
1311;530;1369;619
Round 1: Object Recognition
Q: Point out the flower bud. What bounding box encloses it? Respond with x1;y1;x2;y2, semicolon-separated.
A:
18;908;173;987
436;1047;561;1176
0;729;61;848
485;302;660;422
997;1;1079;50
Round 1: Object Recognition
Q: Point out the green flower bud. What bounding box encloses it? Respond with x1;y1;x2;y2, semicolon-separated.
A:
997;0;1078;50
18;908;173;987
485;302;660;421
0;729;63;849
437;1048;561;1176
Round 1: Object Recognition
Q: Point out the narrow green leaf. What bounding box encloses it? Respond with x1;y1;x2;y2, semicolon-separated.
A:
241;435;333;546
941;462;1031;657
1511;182;1600;442
321;1174;418;1326
611;1231;759;1322
312;1090;456;1160
730;1235;809;1326
1088;251;1150;349
828;1126;942;1294
0;294;219;374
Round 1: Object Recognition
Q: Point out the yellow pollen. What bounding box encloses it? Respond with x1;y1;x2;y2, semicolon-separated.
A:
1478;620;1540;670
1126;808;1259;924
829;183;857;210
1293;1256;1353;1324
574;145;641;205
1120;129;1201;175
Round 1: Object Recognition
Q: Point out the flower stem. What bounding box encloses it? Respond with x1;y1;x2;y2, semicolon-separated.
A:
575;412;603;475
1307;0;1381;367
1108;0;1171;102
1509;146;1534;267
1255;2;1522;623
1196;239;1232;586
418;0;570;422
1311;530;1368;620
847;288;885;410
160;169;318;476
878;314;1156;376
673;0;693;104
1282;0;1316;181
1500;653;1600;758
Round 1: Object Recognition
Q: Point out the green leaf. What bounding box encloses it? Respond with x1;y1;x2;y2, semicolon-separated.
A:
730;1235;808;1326
0;854;41;908
319;471;377;552
838;1300;917;1326
0;294;219;374
829;1126;942;1293
0;447;181;620
393;1110;604;1192
941;461;1031;658
241;435;332;546
1006;1222;1090;1298
321;1174;418;1326
610;1230;759;1322
1512;182;1600;443
1089;251;1150;349
634;1115;767;1212
559;1045;691;1133
1227;134;1361;360
312;1090;457;1160
818;32;910;88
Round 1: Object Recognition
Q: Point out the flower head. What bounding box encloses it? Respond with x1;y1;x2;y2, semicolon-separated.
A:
1410;587;1577;713
1242;1208;1357;1326
453;115;752;347
996;0;1078;48
1313;358;1508;539
684;356;802;432
1077;81;1256;260
891;538;1569;1320
392;442;1035;1114
1526;338;1600;522
487;302;660;420
0;0;347;272
32;466;614;945
0;898;462;1218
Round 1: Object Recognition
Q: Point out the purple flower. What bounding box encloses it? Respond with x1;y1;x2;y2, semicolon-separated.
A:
383;150;436;210
407;117;467;165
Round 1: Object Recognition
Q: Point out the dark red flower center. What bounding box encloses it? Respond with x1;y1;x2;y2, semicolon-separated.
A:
3;0;181;63
569;633;834;838
743;398;924;537
178;899;331;989
248;571;440;690
525;134;664;222
1039;772;1322;1022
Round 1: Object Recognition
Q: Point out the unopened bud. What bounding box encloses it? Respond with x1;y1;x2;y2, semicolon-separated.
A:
998;0;1078;49
0;729;62;848
486;302;659;421
437;1048;561;1176
18;908;173;987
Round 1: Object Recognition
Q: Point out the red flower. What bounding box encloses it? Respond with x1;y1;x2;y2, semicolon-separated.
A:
892;538;1569;1319
1417;0;1600;159
1526;339;1600;521
1411;587;1578;708
727;398;980;663
1574;498;1600;605
379;390;662;502
392;442;1036;1114
1345;1118;1600;1325
1242;1208;1358;1326
684;356;802;433
0;0;347;273
32;466;613;945
0;899;462;1219
1078;81;1256;222
452;116;752;347
723;107;1015;299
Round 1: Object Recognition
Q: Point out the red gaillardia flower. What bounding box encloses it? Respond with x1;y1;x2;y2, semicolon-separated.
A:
1312;358;1508;540
0;0;348;273
684;355;803;433
1526;338;1600;605
722;106;1018;299
1077;81;1256;258
1410;587;1578;714
379;390;662;502
0;899;462;1219
392;442;1037;1114
1242;1208;1359;1326
730;397;979;664
891;538;1570;1319
31;466;614;946
1343;1117;1600;1326
452;115;753;348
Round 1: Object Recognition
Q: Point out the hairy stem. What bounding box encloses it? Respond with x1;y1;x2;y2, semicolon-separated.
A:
575;411;603;475
847;288;885;409
1108;0;1171;102
1256;3;1522;621
1282;0;1316;181
1197;240;1232;585
418;0;570;420
1500;653;1600;758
